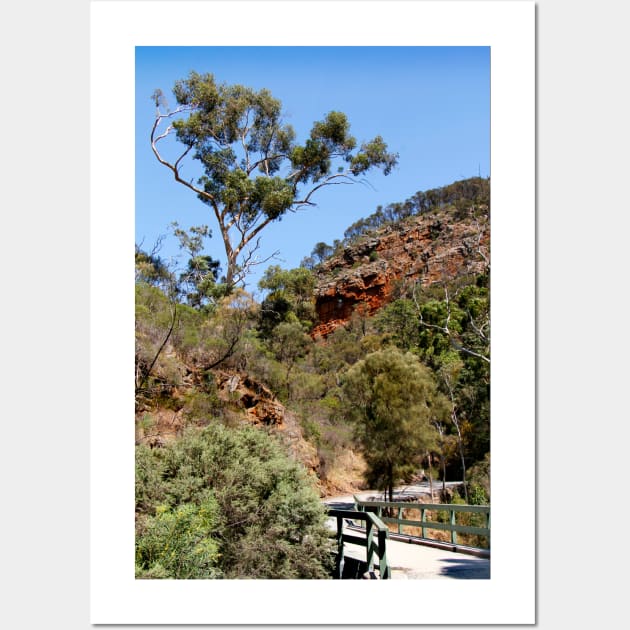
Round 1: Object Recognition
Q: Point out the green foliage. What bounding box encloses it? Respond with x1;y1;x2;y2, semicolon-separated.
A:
312;242;334;264
349;135;398;176
135;282;183;400
268;321;312;400
258;265;316;336
374;299;420;351
181;385;223;426
135;424;334;579
135;245;174;290
170;223;226;310
468;484;488;506
136;499;222;579
341;348;447;501
467;452;490;503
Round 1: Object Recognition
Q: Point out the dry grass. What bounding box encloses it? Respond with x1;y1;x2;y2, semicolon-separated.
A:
381;505;489;548
319;449;367;497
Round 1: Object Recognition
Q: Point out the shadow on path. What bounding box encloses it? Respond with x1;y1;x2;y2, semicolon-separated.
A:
326;500;355;511
438;556;490;579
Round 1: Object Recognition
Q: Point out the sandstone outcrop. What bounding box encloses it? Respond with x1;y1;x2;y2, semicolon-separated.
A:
312;210;489;338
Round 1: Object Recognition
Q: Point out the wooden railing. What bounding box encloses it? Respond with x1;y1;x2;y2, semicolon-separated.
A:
327;508;391;579
353;495;490;551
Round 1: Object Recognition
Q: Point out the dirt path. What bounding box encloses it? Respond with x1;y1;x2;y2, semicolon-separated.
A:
323;481;463;507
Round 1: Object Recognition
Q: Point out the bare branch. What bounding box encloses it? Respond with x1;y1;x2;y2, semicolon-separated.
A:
150;111;226;238
448;339;491;364
443;287;451;335
231;238;280;287
241;108;252;172
472;212;490;270
149;234;167;258
247;153;287;176
136;299;179;396
414;282;490;364
467;310;489;342
293;173;356;208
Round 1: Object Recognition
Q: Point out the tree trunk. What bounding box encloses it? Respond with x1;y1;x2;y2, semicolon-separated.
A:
426;451;435;501
451;408;469;503
225;254;237;290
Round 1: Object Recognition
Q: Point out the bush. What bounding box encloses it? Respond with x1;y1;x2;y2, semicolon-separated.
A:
135;423;334;578
467;452;490;503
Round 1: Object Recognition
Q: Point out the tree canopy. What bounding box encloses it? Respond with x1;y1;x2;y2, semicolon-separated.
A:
151;71;398;288
341;348;446;502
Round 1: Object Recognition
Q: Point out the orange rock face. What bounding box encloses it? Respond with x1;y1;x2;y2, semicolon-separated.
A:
311;211;489;338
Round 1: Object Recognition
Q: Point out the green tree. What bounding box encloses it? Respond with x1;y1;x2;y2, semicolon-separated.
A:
413;278;490;474
170;223;225;309
257;265;316;336
373;298;420;351
269;321;312;400
311;241;334;265
341;348;446;502
151;72;398;288
135;241;174;290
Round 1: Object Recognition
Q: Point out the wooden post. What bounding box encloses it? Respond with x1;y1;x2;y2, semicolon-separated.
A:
421;507;427;538
378;529;390;579
450;508;457;544
366;519;374;570
336;515;345;579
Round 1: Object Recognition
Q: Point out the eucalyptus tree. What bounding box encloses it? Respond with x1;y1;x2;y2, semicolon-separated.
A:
150;71;398;289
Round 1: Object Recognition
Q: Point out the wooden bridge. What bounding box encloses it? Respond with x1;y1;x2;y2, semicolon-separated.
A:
326;494;490;579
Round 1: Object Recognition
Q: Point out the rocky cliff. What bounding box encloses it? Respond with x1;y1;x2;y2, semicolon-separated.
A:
312;208;489;338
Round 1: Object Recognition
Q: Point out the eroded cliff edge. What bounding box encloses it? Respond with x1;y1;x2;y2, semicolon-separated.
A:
312;208;489;338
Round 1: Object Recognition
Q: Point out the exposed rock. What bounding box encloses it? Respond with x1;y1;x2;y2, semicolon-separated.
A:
312;210;489;337
213;371;324;481
216;371;285;427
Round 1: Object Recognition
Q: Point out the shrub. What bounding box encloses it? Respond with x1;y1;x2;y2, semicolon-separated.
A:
135;423;334;578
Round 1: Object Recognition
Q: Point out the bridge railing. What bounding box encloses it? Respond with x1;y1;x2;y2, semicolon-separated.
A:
353;495;490;551
327;508;391;579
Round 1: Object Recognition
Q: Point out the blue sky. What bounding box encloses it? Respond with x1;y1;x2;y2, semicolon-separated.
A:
136;46;489;295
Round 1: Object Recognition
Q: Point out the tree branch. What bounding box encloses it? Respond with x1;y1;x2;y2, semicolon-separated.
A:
231;237;280;287
293;173;356;208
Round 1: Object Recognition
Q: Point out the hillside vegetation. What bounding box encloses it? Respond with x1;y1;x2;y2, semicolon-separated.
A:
135;176;490;578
